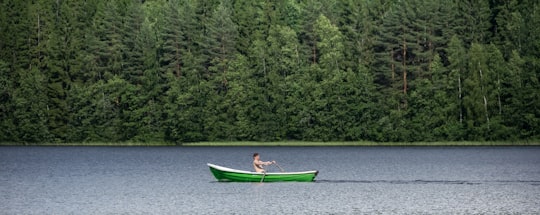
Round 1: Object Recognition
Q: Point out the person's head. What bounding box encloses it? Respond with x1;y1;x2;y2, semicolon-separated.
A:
253;153;259;160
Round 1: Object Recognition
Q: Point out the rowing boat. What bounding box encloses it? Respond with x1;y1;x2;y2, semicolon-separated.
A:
207;163;318;182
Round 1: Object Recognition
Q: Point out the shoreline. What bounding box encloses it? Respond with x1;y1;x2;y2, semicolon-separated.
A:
1;141;539;147
181;141;540;147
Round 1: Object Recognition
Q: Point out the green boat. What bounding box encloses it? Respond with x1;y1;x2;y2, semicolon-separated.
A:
207;163;318;182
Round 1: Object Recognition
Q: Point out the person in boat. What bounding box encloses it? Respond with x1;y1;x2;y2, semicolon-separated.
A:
253;153;275;173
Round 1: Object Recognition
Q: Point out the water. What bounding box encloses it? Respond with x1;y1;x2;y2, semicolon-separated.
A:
1;146;539;214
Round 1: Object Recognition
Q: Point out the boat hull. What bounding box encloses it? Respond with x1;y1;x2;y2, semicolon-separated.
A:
208;163;318;182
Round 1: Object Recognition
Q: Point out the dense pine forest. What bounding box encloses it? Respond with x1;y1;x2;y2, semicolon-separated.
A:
1;0;539;143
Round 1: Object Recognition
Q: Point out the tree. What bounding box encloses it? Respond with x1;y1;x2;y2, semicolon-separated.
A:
505;50;539;139
205;0;238;77
453;0;492;45
298;0;323;65
336;0;376;72
447;35;467;126
298;14;349;140
463;43;495;140
0;60;15;142
264;25;303;140
132;12;166;142
232;0;269;55
87;1;124;81
494;0;524;58
12;67;50;142
157;0;186;78
202;1;239;140
43;0;79;141
314;14;344;71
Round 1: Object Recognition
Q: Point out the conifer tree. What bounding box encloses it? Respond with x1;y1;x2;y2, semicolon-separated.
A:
453;0;491;45
494;0;524;57
88;1;124;81
13;67;50;142
202;1;239;139
157;0;186;78
0;60;15;142
298;0;323;65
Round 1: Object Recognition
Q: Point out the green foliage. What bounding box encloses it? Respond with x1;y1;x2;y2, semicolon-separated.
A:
13;67;50;142
1;0;539;143
0;60;13;141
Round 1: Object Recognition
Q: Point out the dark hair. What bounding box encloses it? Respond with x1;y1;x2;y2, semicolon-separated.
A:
253;153;259;158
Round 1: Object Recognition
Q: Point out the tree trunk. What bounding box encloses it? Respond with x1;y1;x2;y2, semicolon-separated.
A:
458;73;463;124
497;75;502;115
175;41;181;77
484;95;490;129
390;49;395;81
403;41;407;94
312;44;317;64
479;67;490;129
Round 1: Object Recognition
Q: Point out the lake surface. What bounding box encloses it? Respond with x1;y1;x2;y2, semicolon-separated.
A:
1;146;539;214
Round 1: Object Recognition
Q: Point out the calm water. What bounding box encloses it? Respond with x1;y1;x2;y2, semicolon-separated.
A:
1;146;539;214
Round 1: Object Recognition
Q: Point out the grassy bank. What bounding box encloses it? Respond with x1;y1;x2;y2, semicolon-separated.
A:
0;142;176;146
181;141;540;147
1;141;539;147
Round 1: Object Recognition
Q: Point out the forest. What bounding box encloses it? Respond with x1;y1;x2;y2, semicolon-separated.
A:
0;0;539;143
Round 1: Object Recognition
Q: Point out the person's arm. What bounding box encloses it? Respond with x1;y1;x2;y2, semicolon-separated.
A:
264;160;276;165
255;160;275;165
254;160;266;165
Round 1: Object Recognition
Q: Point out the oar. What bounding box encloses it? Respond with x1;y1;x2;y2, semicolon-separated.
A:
260;172;266;183
274;162;285;172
